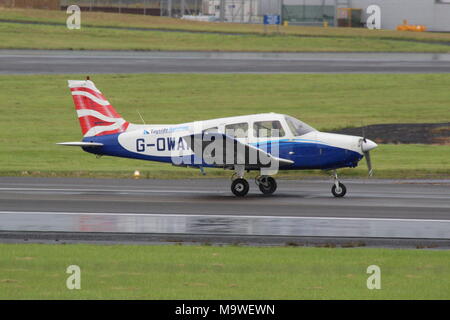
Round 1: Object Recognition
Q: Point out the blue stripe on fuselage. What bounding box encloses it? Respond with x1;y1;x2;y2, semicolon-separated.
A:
82;134;363;170
82;134;182;163
250;140;362;170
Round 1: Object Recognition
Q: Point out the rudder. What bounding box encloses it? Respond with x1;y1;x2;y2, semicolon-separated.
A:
68;80;129;137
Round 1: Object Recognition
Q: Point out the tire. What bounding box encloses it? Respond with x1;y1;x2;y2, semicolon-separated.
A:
258;176;277;195
332;182;347;198
231;178;250;197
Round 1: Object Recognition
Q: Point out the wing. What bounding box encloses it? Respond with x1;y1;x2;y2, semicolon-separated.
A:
57;142;104;147
183;132;294;169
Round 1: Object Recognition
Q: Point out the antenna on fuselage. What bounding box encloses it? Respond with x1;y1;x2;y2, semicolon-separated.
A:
137;110;146;125
361;121;367;143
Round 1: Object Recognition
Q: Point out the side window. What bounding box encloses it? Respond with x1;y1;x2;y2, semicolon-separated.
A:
253;121;285;138
225;122;248;138
203;127;218;134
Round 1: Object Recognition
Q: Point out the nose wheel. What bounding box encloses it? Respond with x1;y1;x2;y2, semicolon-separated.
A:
332;182;346;197
331;170;347;198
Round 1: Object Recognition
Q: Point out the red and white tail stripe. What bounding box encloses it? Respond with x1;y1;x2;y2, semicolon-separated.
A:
68;80;129;137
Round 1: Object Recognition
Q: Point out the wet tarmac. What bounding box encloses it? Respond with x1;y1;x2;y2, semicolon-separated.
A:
0;177;449;246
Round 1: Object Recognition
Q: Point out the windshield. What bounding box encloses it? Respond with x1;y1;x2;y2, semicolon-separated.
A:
285;116;316;136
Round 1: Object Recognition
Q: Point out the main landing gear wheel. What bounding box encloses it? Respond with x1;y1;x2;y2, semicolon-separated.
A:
231;178;249;197
331;182;346;198
257;176;277;195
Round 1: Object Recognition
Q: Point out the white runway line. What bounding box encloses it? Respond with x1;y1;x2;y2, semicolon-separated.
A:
0;187;221;194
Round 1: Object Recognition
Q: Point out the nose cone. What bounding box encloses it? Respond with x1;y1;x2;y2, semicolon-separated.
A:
361;139;378;152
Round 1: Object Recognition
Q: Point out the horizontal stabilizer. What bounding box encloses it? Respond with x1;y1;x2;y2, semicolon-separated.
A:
57;142;104;147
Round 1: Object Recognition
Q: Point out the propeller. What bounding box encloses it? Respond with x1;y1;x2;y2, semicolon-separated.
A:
360;125;377;176
364;149;373;176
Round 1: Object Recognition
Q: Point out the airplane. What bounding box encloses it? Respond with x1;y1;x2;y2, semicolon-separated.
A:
58;79;378;197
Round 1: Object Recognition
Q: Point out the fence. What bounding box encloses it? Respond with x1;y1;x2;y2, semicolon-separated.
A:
59;0;281;22
59;0;162;15
2;0;341;26
161;0;279;23
0;0;59;10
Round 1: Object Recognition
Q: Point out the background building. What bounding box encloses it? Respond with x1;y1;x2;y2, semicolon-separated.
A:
283;0;450;31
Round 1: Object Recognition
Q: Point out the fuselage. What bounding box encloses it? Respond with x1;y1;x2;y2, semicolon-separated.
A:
81;113;375;171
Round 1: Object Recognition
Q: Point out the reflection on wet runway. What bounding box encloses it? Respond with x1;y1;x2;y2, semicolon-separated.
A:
1;211;449;239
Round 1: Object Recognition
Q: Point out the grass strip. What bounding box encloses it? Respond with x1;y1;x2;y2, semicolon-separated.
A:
0;243;449;299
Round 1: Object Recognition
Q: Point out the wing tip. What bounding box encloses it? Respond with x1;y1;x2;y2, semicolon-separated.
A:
57;142;103;147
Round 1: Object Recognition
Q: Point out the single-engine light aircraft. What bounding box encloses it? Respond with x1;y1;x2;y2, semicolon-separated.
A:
59;79;378;197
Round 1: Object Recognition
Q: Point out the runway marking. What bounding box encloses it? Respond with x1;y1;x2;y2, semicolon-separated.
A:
0;187;448;203
0;187;221;194
0;210;449;223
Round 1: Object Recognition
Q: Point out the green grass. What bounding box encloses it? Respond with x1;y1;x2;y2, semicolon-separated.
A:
1;7;450;52
0;243;449;299
2;21;449;52
0;73;449;179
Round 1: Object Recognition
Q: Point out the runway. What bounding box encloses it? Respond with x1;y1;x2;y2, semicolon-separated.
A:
1;50;450;74
0;177;449;247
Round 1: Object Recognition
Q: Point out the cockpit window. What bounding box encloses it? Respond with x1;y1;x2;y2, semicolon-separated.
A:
285;116;316;136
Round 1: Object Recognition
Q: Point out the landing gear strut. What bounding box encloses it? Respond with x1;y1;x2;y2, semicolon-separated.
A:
331;170;346;198
255;175;277;195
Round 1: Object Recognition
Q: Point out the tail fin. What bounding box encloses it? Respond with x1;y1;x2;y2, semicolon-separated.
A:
68;80;129;137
